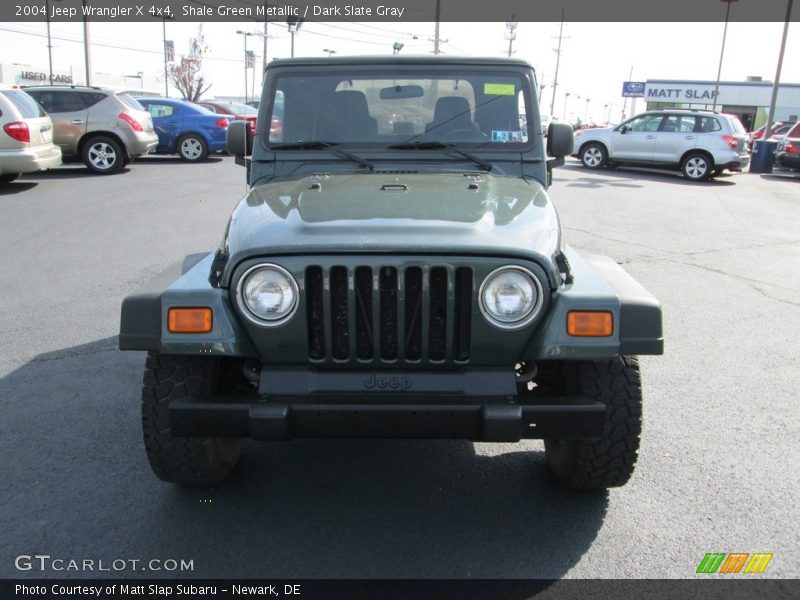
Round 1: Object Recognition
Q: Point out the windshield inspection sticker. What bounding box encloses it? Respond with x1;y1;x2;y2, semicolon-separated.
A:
484;83;516;95
492;130;524;142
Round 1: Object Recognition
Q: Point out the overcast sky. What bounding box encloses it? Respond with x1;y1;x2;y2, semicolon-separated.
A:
1;20;797;122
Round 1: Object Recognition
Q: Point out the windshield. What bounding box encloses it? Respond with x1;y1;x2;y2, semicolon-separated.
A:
266;69;532;149
117;93;145;111
226;102;257;114
0;90;46;118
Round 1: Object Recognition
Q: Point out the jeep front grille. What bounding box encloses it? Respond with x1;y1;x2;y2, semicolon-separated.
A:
305;264;472;364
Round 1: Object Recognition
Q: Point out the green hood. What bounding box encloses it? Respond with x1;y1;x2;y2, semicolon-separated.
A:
222;172;562;287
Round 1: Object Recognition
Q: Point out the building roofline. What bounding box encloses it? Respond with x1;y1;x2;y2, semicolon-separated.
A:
646;79;800;89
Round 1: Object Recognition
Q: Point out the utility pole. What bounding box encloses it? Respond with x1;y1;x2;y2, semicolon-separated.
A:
765;0;793;141
268;6;269;88
505;17;518;57
82;0;91;85
713;0;738;111
45;0;55;84
434;0;441;54
538;72;546;104
549;9;566;118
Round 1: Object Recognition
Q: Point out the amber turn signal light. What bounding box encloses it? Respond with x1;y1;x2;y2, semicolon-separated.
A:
168;308;213;333
567;311;613;337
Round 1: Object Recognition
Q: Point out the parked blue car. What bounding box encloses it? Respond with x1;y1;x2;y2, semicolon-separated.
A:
135;97;232;161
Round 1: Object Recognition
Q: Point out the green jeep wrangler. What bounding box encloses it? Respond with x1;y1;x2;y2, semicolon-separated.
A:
120;56;663;490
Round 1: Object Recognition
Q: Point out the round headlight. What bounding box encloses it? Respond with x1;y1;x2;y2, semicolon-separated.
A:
479;266;543;328
238;264;299;325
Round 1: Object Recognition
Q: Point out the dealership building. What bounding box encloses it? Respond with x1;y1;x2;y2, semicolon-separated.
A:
636;79;800;131
0;63;162;95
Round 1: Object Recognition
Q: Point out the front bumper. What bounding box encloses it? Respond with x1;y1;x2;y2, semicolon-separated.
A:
170;397;607;442
171;366;607;441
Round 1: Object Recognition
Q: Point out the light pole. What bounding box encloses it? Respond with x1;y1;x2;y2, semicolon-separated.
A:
323;48;337;57
287;18;303;58
713;0;738;111
585;97;591;122
162;18;171;97
563;92;571;120
392;42;404;54
236;30;257;103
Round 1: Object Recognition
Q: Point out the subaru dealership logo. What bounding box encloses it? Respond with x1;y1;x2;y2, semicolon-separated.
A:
622;82;646;97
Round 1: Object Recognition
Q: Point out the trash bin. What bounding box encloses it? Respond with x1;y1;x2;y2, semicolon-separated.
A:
750;139;779;173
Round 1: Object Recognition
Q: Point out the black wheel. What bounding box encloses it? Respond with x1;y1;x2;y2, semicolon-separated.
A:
0;173;21;183
177;134;208;162
681;152;712;181
543;357;643;491
580;143;607;169
141;353;244;485
82;135;125;174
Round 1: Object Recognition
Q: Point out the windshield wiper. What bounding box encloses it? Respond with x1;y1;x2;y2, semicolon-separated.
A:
386;141;493;172
270;141;374;171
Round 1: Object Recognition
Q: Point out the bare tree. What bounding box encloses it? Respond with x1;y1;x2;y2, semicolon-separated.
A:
168;25;212;102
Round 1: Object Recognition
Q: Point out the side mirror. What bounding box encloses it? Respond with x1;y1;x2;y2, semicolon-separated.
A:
227;120;253;165
619;125;628;134
546;122;574;159
544;122;574;187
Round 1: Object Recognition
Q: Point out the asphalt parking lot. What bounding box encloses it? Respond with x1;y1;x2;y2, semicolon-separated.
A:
1;156;798;580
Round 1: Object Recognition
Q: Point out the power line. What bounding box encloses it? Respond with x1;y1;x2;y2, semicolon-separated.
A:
0;26;248;63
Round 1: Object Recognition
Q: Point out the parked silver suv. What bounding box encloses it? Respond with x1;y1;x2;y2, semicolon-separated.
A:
573;109;750;181
24;85;158;174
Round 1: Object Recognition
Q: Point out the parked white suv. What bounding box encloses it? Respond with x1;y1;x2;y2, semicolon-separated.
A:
573;109;750;181
0;85;62;183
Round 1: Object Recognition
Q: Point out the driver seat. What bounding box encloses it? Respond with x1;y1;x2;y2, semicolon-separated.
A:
425;96;481;136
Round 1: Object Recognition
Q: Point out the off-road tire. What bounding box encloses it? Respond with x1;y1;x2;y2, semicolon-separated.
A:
142;353;242;485
82;135;125;174
543;356;642;491
0;173;21;183
580;143;607;169
177;134;208;162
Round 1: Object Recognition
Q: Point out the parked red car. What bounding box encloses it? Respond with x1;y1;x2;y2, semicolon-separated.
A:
774;121;800;171
748;121;794;149
195;100;257;133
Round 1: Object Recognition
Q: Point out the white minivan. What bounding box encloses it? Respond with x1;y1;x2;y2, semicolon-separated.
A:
0;85;62;183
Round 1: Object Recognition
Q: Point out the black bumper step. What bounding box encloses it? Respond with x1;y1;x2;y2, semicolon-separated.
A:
169;397;607;442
